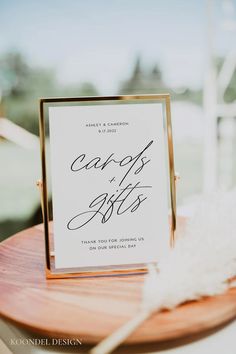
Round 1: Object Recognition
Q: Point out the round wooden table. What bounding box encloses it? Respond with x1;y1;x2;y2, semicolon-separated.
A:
0;219;236;351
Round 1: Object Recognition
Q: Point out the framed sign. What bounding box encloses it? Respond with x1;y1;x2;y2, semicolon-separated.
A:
39;94;176;278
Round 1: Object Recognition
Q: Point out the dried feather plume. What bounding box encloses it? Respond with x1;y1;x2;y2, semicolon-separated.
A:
90;190;236;354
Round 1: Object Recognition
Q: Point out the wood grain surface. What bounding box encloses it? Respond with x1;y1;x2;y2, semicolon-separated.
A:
0;218;236;345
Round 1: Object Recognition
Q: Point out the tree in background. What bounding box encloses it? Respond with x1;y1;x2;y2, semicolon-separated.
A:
0;51;99;135
0;51;30;97
118;57;166;95
118;56;202;104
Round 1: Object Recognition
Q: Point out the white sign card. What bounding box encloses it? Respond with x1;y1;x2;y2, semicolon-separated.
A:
46;99;173;272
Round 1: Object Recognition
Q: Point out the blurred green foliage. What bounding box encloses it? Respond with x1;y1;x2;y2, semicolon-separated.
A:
0;51;99;135
1;52;235;138
215;57;236;103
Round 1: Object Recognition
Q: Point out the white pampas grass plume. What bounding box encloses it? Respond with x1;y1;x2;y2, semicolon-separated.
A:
90;190;236;354
143;190;236;312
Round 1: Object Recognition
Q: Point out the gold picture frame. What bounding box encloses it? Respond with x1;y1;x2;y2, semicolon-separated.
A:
38;94;176;279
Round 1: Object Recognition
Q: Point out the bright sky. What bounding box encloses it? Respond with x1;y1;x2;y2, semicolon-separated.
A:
0;0;235;93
